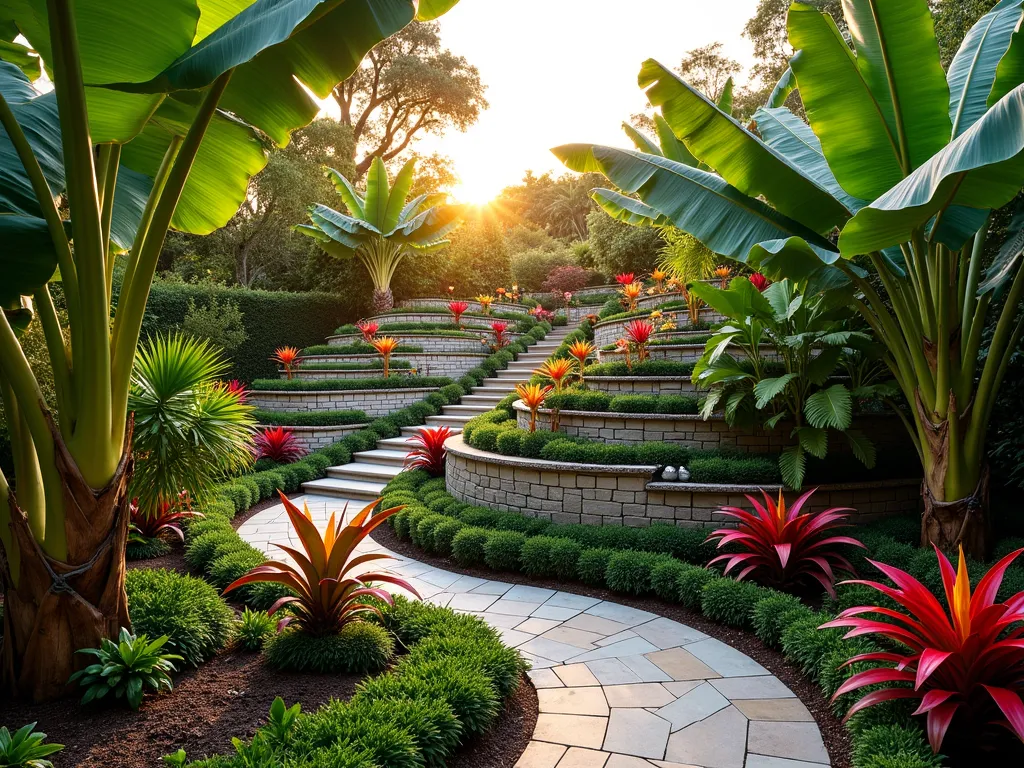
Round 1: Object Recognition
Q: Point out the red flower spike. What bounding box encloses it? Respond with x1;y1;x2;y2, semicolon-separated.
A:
750;273;770;292
823;546;1024;752
404;426;451;477
129;493;202;544
254;426;307;464
448;301;470;329
615;272;636;286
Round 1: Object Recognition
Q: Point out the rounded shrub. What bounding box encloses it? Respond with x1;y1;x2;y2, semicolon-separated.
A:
406;634;525;699
451;527;491;567
126;537;171;560
392;657;501;738
549;538;584;581
391;509;411;539
750;592;807;648
265;622;396;674
431;518;465;556
699;578;769;629
650;558;688;602
576;547;615;586
413;514;449;552
676;565;719;609
780;612;843;681
207;546;265;590
126;568;234;667
605;551;667;596
520;536;557;577
483;530;527;572
495;429;525;456
851;724;942;768
184;529;240;571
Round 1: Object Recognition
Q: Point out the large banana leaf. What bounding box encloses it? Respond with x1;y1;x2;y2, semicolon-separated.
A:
839;84;1024;256
0;38;41;79
553;143;836;264
592;188;669;227
120;0;418;147
622;123;662;156
0;216;59;304
639;59;848;233
119;97;267;235
752;106;865;213
842;0;951;170
716;76;734;116
653;114;698;166
766;67;796;109
394;202;466;245
363;156;390;232
989;6;1024;105
948;0;1023;137
787;3;904;201
381;158;415;234
326;167;365;217
416;0;460;20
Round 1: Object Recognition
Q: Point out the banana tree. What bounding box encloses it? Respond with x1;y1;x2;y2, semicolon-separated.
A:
555;0;1024;558
0;0;459;702
295;157;465;312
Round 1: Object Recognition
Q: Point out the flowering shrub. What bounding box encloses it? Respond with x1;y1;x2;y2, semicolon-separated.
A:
515;383;552;432
624;319;654;363
567;339;595;382
615;272;636;286
404;426;452;476
270;347;303;380
651;268;668;292
129;492;201;546
620;281;643;311
356;320;379;343
707;488;862;596
542;265;592;295
254;426;307;464
535;359;575;393
448;301;470;329
476;295;494;314
222;380;248;402
715;265;731;289
489;321;510;351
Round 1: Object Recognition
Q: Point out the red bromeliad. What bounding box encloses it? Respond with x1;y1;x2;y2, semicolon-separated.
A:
357;320;380;343
271;346;304;380
822;546;1024;753
707;489;863;596
448;301;470;329
129;492;201;545
624;319;654;363
222;380;248;402
615;272;636;286
490;321;510;350
254;426;307;464
404;426;452;477
750;272;771;292
225;495;417;635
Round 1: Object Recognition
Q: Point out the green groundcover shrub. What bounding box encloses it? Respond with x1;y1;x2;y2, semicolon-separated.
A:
250;376;453;392
252;409;369;426
303;342;424;356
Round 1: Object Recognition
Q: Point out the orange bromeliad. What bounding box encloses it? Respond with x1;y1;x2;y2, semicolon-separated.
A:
620;281;643;312
514;382;552;432
715;265;731;289
566;339;595;382
371;336;400;378
270;346;303;380
535;359;575;393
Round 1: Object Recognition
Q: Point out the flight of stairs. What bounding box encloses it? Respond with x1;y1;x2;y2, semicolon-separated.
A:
301;325;574;500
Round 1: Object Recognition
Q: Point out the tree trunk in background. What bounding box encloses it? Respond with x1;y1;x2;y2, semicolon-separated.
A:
372;287;394;314
1;422;133;702
920;468;990;561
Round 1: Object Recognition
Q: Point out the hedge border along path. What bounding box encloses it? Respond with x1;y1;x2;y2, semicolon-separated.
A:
237;495;832;768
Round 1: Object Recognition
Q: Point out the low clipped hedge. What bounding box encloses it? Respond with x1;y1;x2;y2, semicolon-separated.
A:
302;342;423;356
180;597;527;768
252;409;369;426
249;375;453;392
298;360;412;370
543;390;700;415
382;470;944;767
584;360;697;377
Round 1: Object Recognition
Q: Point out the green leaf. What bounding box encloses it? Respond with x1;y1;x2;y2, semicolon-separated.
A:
394;202;466;246
764;410;788;429
415;0;460;20
552;143;837;264
591;188;668;227
0;215;59;303
716;76;734;115
979;201;1024;296
747;237;849;288
753;373;798;409
0;38;40;79
723;389;748;423
787;2;904;200
779;444;806;489
126;0;420;147
948;0;1023;138
845;429;877;468
762;280;797;320
326;167;365;217
364;155;389;231
119;97;268;235
839;84;1024;256
753;106;865;213
989;3;1024;105
805;346;843;385
622;122;662;155
654;114;698;166
639;59;849;233
688;278;775;323
805;383;852;430
108;165;153;252
841;0;951;170
796;425;827;459
766;67;796;109
382;158;415;233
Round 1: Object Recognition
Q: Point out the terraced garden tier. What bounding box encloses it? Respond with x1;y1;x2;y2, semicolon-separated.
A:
397;297;533;315
249;386;442;417
253;421;367;451
511;401;911;454
597;342;783;364
445;435;921;527
585;375;697;394
327;332;522;354
300;351;489;377
594;322;710;348
345;311;525;329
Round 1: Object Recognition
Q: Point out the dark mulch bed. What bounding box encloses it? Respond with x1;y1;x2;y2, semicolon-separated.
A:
372;523;855;768
1;493;537;768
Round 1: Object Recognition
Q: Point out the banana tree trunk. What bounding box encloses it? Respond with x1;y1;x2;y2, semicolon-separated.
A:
1;420;133;702
921;471;990;560
372;287;394;314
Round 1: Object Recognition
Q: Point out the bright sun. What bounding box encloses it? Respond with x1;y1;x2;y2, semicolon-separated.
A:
451;177;499;207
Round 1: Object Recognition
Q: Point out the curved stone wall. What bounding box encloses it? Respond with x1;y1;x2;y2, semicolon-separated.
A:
327;333;518;354
594;320;709;347
300;351;488;378
584;376;697;394
445;436;921;527
398;297;530;315
249;387;440;417
255;422;366;451
365;311;511;328
512;401;911;455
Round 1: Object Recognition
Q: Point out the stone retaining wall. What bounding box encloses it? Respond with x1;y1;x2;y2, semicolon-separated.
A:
398;298;530;316
594;319;708;347
445;436;921;527
512;402;911;454
292;368;414;380
585;376;697;394
327;333;519;354
255;422;365;451
249;387;439;417
300;351;488;377
365;311;509;329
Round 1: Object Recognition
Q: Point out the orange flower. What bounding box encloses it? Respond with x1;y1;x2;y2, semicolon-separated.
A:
566;339;595;381
535;359;575;392
515;382;552;432
621;281;643;311
715;265;731;289
372;336;400;378
476;295;494;314
271;346;303;380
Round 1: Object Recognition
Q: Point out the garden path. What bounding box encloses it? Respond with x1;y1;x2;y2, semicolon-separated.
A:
239;495;832;768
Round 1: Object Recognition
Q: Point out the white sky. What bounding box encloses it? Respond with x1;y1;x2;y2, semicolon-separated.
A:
415;0;761;202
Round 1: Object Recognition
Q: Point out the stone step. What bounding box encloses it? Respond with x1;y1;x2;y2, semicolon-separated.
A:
400;424;463;437
461;394;505;404
300;476;387;500
353;449;411;467
442;404;494;414
426;414;475;426
327;462;403;482
495;368;538;379
378;435;423;450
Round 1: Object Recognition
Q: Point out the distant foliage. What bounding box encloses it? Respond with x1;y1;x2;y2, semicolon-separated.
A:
181;296;248;353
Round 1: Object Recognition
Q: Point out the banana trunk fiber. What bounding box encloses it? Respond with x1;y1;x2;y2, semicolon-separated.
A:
1;419;133;702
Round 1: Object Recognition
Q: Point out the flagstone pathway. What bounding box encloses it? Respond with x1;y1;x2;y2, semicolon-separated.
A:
239;495;832;768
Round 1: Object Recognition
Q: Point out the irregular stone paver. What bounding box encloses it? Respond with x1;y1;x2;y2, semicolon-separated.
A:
239;495;832;767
